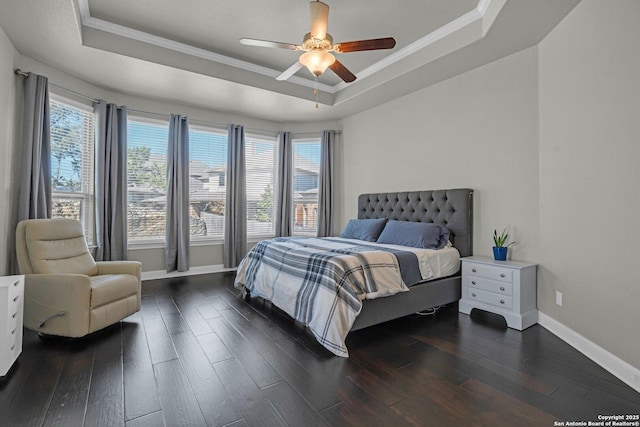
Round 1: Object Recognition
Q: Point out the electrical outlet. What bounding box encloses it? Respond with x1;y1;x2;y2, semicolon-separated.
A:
556;291;563;306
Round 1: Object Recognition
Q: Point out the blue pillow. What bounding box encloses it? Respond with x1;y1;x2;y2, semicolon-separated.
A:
376;220;450;249
339;218;388;242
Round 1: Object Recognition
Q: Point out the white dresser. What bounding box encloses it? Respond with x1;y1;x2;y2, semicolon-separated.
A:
1;275;24;377
459;256;537;330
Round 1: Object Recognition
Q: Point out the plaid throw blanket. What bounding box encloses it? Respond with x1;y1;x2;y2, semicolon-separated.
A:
234;237;419;357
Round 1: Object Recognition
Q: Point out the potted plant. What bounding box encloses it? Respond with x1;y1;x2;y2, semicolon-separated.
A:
493;226;516;261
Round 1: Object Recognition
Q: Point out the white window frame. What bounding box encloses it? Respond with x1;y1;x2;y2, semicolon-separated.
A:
245;132;279;240
126;115;170;247
49;93;96;245
188;123;228;243
291;137;321;237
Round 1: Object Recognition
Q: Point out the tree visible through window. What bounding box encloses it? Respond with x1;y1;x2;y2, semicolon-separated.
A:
127;120;168;241
49;97;95;244
246;135;278;237
189;127;227;239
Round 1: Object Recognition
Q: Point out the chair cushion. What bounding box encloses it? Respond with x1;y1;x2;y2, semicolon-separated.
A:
90;274;139;308
24;219;98;276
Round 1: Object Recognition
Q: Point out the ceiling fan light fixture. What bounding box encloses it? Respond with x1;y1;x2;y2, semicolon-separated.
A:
299;50;335;77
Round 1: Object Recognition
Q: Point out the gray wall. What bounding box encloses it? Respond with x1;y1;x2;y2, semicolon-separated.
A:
538;0;640;369
0;26;19;275
339;46;540;262
338;0;640;371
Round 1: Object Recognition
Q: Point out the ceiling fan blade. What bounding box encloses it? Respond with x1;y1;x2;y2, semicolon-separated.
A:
334;37;396;53
329;60;356;83
276;61;304;81
310;1;329;40
239;38;299;50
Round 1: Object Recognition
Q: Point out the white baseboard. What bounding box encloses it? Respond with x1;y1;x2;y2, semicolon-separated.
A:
141;264;236;281
538;312;640;393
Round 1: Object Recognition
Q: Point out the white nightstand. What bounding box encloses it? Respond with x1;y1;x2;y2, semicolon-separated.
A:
1;275;24;377
459;256;537;330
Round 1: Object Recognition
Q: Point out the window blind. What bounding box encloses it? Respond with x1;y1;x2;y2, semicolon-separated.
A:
292;139;321;236
127;120;169;241
49;97;95;244
245;134;278;237
189;126;228;239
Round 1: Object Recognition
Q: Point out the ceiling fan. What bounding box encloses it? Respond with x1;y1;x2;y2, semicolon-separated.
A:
239;0;396;84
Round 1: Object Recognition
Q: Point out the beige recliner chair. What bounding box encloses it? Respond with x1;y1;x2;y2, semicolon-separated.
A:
16;218;141;337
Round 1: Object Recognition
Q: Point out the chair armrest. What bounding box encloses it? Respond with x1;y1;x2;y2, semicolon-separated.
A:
23;274;92;337
96;261;142;281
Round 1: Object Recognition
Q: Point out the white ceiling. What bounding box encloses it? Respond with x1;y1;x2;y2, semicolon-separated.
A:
0;0;581;123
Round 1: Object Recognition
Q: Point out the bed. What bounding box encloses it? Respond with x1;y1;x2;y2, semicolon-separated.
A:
235;189;473;356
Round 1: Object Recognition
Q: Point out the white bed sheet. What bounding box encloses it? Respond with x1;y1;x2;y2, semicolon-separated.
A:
332;238;461;284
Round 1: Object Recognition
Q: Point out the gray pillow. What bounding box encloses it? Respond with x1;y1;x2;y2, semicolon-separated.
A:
376;220;450;249
339;218;388;242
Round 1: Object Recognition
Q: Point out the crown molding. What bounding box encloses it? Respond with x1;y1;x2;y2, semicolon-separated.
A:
75;0;503;96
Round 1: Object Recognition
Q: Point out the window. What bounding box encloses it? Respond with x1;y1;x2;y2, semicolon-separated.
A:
189;126;227;239
246;134;278;237
292;138;321;236
127;119;168;242
49;96;95;244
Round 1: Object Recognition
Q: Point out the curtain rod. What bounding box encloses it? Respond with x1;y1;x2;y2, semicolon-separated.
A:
16;69;99;103
292;131;341;136
14;69;339;136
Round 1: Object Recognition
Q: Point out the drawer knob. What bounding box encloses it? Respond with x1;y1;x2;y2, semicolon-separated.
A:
13;281;19;287
472;268;477;273
12;312;17;318
500;286;505;291
500;299;505;304
471;281;476;285
13;295;19;302
472;293;476;297
500;273;505;278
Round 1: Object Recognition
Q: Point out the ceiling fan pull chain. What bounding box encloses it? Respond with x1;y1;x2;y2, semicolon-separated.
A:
314;76;319;109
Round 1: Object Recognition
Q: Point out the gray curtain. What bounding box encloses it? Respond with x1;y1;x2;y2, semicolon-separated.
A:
275;131;293;237
94;100;128;261
18;72;51;222
224;124;247;268
165;114;190;272
317;130;336;237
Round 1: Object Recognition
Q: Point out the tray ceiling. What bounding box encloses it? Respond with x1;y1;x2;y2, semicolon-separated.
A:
0;0;581;122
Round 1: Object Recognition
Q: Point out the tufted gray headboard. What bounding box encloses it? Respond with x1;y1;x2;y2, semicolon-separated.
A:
357;189;474;257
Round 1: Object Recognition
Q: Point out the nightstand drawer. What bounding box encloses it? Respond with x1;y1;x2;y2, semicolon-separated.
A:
468;288;513;310
466;276;513;296
466;264;513;283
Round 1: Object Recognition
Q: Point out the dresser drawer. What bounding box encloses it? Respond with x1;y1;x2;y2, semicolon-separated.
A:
466;276;513;296
6;323;19;343
6;330;17;352
466;263;513;283
7;278;23;300
467;288;513;310
7;310;19;333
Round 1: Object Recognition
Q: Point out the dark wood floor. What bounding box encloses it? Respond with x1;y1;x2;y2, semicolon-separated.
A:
1;272;639;426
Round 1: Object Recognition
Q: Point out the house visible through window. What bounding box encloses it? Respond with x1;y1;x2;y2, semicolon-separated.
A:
246;134;278;237
189;125;227;239
127;119;168;242
49;96;95;244
292;138;321;236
